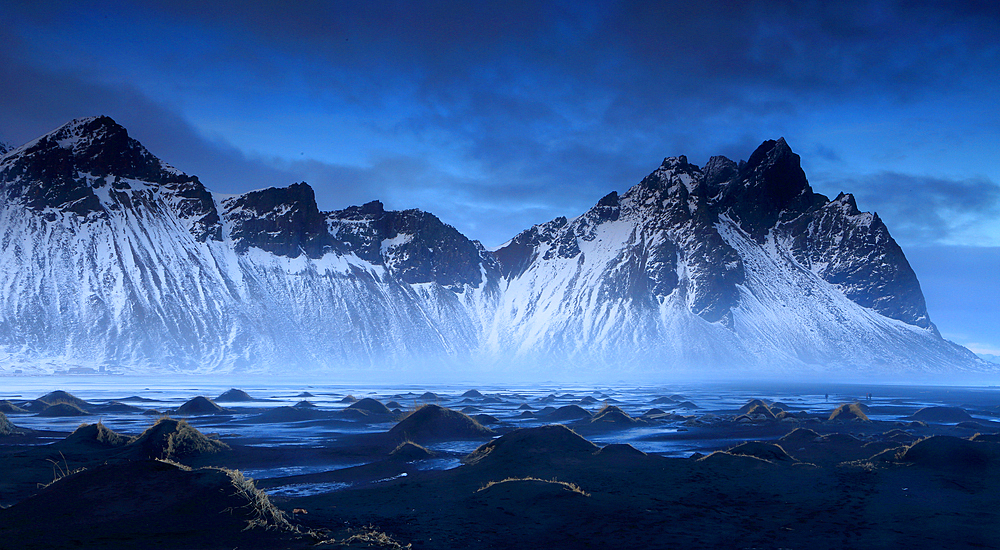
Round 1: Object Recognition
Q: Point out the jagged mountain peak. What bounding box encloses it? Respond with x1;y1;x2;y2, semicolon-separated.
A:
222;181;333;258
831;191;861;215
327;201;499;288
10;116;189;184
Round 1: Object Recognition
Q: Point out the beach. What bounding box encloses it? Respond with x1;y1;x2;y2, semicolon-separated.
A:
1;380;998;548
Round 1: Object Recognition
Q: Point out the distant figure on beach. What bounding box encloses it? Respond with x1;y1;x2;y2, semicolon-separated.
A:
825;393;828;401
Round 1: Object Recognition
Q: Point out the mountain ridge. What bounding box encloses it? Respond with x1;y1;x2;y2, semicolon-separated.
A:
0;117;988;377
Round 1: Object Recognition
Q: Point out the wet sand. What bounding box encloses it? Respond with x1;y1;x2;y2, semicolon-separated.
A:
1;383;999;548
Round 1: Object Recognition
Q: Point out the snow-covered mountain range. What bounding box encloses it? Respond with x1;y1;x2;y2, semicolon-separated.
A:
0;117;988;377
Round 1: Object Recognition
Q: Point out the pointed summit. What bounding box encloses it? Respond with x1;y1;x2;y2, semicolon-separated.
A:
0;116;220;239
720;138;814;241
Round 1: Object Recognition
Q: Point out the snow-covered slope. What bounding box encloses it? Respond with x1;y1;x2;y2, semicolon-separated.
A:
0;118;987;376
0;117;499;374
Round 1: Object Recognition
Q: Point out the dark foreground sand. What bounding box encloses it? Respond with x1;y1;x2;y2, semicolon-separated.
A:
1;392;999;549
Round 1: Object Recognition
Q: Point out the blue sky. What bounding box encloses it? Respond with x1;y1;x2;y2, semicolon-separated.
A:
1;1;998;358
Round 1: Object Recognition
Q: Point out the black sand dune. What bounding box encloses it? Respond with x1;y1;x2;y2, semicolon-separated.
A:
595;442;647;459
464;424;598;470
389;441;436;461
899;435;1000;469
908;406;975;423
61;422;132;450
737;398;771;415
36;402;89;417
574;405;649;433
95;401;145;413
543;404;592;421
387;404;493;443
0;400;27;413
36;390;92;410
828;402;869;421
472;413;500;425
0;411;25;436
0;460;312;550
779;427;821;444
127;418;229;460
5;386;1000;550
347;397;393;415
215;388;256;402
738;400;777;420
727;441;796;462
175;396;227;415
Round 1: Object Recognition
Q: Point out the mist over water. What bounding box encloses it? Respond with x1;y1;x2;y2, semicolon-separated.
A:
5;374;998;457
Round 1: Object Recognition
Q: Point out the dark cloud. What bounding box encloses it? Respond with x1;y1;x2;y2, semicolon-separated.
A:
832;172;1000;246
4;1;998;249
0;33;295;194
108;1;998;162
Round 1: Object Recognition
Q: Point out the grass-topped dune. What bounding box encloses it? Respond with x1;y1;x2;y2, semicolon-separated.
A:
36;390;92;410
63;422;132;449
127;418;229;460
347;397;393;416
45;418;229;463
543;404;592;422
464;424;598;469
175;396;228;415
0;459;312;550
726;441;797;462
0;411;26;436
828;403;870;421
215;388;256;402
572;405;649;433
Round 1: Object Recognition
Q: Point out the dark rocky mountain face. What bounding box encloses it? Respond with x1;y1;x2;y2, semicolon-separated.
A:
716;138;819;242
222;182;334;258
328;201;499;289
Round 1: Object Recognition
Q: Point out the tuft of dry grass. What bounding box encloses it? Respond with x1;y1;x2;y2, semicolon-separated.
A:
339;526;412;549
39;451;87;489
220;467;295;532
477;476;590;497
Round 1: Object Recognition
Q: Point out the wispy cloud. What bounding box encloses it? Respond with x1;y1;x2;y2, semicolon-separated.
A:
831;172;1000;246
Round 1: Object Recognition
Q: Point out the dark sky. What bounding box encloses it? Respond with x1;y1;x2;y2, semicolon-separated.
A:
2;1;998;358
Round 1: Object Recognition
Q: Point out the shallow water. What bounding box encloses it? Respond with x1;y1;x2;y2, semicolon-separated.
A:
3;376;999;496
